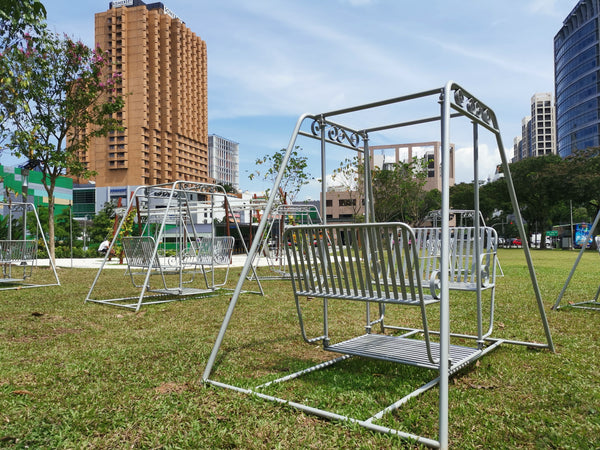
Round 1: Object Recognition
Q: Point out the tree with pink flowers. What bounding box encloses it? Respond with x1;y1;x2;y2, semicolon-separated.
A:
0;29;125;260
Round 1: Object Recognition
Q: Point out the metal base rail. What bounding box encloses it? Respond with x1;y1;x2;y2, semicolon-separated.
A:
204;338;502;449
0;280;61;291
203;328;504;449
559;300;600;311
85;290;225;310
205;378;441;449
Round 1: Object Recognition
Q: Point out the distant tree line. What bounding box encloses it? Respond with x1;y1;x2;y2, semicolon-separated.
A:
329;149;600;247
450;150;600;246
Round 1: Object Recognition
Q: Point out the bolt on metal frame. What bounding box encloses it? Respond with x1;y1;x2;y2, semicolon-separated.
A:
202;82;555;449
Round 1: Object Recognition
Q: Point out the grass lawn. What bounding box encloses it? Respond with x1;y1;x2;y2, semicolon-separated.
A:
1;248;599;448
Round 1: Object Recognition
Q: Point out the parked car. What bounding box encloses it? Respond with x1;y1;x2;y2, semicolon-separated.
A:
510;238;522;247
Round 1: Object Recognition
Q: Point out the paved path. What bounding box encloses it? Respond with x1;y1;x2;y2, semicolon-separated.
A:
38;254;268;270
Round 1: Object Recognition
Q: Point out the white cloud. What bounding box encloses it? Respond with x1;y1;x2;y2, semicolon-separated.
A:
337;0;377;6
454;144;502;184
527;0;571;17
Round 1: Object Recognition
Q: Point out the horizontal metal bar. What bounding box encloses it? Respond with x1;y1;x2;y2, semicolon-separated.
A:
363;112;463;134
296;290;434;305
255;354;352;389
385;325;550;349
0;282;60;291
321;88;442;118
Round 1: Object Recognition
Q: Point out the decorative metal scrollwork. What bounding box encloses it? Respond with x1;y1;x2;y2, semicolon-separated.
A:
450;87;495;128
310;119;362;148
454;89;465;107
310;120;321;136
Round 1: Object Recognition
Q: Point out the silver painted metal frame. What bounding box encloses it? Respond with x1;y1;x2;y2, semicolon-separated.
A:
0;201;60;290
85;181;263;312
202;82;555;449
553;208;600;311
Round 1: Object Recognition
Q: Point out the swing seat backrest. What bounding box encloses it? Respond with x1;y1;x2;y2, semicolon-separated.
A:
284;222;439;306
413;226;498;291
192;236;235;266
0;240;38;263
122;236;162;269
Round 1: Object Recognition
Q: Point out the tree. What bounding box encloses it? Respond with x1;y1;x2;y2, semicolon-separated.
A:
449;182;475;211
0;0;46;148
29;206;81;246
217;182;238;194
507;155;565;247
371;158;435;225
249;146;310;203
564;148;600;215
0;30;125;261
0;0;46;49
330;155;365;219
449;180;508;225
88;202;117;244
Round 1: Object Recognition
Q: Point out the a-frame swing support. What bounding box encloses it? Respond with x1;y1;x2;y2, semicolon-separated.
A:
0;201;60;290
85;181;263;311
202;82;554;449
553;208;600;310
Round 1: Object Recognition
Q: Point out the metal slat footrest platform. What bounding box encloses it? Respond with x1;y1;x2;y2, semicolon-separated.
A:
0;278;30;283
149;287;214;296
325;334;481;373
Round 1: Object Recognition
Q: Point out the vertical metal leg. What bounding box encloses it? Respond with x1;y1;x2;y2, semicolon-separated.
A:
438;81;452;450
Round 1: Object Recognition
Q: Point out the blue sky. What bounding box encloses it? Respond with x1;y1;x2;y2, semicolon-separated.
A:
4;0;578;199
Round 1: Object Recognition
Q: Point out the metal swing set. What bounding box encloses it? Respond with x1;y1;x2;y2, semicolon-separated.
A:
250;203;323;279
202;82;555;449
553;208;600;311
0;201;60;290
85;181;263;312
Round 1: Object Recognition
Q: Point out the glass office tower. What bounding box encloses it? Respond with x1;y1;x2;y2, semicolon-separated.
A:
554;0;600;157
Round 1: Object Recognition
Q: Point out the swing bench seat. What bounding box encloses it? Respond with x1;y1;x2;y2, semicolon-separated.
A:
327;333;481;373
121;236;194;295
284;222;484;371
121;235;234;296
188;236;235;266
413;226;498;293
0;240;38;282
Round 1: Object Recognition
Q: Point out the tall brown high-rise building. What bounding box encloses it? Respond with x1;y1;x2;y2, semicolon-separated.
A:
85;0;209;187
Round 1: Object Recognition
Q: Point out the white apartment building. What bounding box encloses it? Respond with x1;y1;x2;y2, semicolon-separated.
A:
513;93;556;162
208;134;240;190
